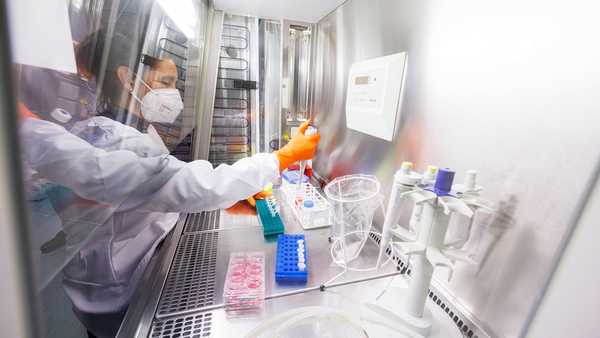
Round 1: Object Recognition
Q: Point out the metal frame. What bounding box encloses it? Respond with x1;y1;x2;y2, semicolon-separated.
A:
192;7;224;161
257;19;283;152
280;19;313;134
0;2;43;336
209;21;253;165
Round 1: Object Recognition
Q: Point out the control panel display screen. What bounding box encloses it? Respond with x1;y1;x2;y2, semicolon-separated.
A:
354;76;370;85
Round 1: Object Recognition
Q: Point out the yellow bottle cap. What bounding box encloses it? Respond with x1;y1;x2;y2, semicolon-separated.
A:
264;183;273;194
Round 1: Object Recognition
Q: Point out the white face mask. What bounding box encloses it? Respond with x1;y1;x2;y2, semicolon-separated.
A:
131;77;184;124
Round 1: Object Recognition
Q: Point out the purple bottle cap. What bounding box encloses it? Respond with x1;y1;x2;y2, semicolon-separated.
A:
434;168;455;196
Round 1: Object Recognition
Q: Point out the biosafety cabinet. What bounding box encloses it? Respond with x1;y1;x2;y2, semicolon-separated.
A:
0;0;599;338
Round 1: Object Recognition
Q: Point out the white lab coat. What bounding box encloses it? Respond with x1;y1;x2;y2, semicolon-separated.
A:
22;117;279;337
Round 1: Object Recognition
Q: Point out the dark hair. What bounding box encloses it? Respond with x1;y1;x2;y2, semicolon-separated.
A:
74;31;105;78
141;54;162;68
74;11;147;109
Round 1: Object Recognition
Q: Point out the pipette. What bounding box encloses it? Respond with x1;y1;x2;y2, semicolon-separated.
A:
376;162;421;269
408;165;438;232
297;125;318;197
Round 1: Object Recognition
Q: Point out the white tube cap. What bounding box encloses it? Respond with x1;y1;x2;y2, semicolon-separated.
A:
50;108;72;124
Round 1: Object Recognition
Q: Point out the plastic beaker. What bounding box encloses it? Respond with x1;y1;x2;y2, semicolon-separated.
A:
324;174;382;265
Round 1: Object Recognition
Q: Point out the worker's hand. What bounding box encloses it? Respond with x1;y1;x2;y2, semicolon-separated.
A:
18;102;40;121
225;200;257;215
275;121;320;171
226;190;273;216
246;190;272;208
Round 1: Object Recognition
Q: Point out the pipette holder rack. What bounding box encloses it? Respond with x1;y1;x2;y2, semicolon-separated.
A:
442;170;495;264
281;179;332;230
372;168;487;337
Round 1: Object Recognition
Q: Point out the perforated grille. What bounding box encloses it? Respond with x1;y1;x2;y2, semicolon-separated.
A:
156;231;219;317
150;312;213;338
184;210;220;233
428;289;485;338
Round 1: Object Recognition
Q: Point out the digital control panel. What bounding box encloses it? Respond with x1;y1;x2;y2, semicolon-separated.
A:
345;52;407;141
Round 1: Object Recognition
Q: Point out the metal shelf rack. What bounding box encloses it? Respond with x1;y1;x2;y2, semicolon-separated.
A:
209;24;253;166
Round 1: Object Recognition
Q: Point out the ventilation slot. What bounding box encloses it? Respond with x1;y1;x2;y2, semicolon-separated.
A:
150;312;213;338
156;231;219;318
184;210;221;233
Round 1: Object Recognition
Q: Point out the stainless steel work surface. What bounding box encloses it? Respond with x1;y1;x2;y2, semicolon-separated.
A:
126;190;488;338
155;273;473;338
211;209;396;307
205;278;464;338
158;190;397;320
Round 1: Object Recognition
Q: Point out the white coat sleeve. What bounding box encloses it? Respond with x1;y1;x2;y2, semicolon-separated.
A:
22;118;280;212
129;152;280;212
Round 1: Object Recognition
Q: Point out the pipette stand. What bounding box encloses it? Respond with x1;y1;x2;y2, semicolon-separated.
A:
376;162;421;268
407;165;438;234
367;168;475;337
443;170;495;265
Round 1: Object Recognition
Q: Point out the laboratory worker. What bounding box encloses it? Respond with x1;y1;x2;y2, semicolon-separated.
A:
21;103;319;338
18;16;321;338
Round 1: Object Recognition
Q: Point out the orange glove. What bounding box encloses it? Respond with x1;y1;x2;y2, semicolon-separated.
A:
227;190;273;215
18;102;40;121
246;190;272;208
275;121;320;171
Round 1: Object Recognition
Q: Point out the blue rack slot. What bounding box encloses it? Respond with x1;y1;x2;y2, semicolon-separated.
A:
275;234;308;284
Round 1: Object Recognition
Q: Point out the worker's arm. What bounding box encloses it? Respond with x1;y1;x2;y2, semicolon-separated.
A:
130;152;280;212
21;118;280;212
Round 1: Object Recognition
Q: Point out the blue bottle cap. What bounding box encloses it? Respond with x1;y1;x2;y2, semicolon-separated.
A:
434;168;455;196
303;200;315;208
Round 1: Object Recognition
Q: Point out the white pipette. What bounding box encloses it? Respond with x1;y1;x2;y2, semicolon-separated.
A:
376;162;421;269
297;125;318;196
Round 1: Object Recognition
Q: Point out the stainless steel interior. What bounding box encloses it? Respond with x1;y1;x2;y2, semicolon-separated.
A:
208;20;252;166
285;24;311;122
119;190;492;338
280;20;313;137
258;19;282;152
308;0;600;337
